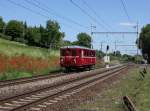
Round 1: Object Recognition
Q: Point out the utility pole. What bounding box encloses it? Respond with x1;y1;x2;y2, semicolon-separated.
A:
100;42;103;51
100;41;105;51
91;31;137;55
114;41;117;52
131;22;139;63
90;24;96;49
114;41;123;55
136;22;139;56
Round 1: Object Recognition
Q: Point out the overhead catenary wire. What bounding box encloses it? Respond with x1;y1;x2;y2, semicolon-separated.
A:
70;0;109;31
120;0;132;22
7;0;50;20
24;0;88;29
82;0;112;30
6;0;81;32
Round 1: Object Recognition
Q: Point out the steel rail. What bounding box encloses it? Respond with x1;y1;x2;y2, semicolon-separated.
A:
0;65;127;111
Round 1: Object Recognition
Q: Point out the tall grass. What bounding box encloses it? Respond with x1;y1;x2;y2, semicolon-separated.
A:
0;38;59;59
0;38;61;80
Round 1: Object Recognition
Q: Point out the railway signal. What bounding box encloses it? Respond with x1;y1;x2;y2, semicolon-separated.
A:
106;45;109;51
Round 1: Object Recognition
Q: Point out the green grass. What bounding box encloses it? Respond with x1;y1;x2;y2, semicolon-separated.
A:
0;38;59;59
0;71;33;80
78;66;150;111
0;36;61;80
0;67;62;81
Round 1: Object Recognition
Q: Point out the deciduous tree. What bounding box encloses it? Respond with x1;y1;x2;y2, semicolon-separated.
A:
139;24;150;63
5;20;24;41
76;33;92;48
0;17;5;33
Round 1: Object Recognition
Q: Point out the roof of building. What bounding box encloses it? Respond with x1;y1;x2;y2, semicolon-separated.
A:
61;45;95;50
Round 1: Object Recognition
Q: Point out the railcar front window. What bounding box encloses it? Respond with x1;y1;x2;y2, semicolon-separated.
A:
66;49;71;56
72;49;76;56
61;49;66;56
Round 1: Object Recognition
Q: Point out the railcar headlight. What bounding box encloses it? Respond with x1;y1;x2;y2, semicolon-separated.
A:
61;58;64;62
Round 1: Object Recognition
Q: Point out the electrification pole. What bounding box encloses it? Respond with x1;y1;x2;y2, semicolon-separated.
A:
136;22;139;56
100;41;105;51
90;24;96;49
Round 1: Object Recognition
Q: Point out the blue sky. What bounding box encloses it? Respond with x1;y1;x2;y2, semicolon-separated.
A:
0;0;150;55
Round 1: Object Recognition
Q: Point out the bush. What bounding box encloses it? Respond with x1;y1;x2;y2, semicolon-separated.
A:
0;33;12;40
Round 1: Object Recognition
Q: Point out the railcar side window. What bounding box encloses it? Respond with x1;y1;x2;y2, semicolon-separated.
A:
79;50;81;57
72;49;76;56
84;50;86;56
90;51;93;57
93;51;96;56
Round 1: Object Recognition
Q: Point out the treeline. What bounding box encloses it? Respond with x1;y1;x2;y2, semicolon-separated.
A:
0;16;92;49
0;17;64;49
139;24;150;63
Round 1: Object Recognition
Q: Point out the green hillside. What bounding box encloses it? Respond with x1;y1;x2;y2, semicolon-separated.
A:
0;36;60;80
0;37;59;59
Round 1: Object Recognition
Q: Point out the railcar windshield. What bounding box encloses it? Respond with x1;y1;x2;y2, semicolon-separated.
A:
60;48;76;56
72;49;76;56
61;49;66;56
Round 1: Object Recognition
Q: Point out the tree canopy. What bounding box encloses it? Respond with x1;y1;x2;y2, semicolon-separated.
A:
45;20;65;49
76;33;92;48
0;17;65;49
0;17;5;33
139;24;150;63
5;20;24;41
0;16;93;50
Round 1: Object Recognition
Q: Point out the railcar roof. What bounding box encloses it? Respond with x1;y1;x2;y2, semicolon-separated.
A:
61;46;95;50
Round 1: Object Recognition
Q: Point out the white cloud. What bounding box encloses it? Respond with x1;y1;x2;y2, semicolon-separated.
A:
119;22;136;27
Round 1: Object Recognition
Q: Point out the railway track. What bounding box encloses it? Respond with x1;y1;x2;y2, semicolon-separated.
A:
0;65;127;111
0;72;70;88
0;66;112;88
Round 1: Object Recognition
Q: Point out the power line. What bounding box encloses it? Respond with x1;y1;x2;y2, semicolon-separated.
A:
6;0;81;32
70;0;109;31
7;0;50;19
120;0;132;22
92;31;137;35
82;0;112;30
25;0;88;29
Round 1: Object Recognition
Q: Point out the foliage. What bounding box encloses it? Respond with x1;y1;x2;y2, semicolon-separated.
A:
0;33;12;40
0;16;65;49
5;20;24;41
109;51;121;58
114;51;121;57
0;17;5;33
0;16;94;51
0;54;59;74
96;50;105;59
0;38;59;59
73;32;92;48
25;27;42;46
44;20;65;49
139;24;150;63
63;40;72;46
122;54;135;62
25;20;65;49
0;38;61;80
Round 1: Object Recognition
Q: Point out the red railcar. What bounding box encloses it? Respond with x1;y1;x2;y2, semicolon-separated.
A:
60;46;96;70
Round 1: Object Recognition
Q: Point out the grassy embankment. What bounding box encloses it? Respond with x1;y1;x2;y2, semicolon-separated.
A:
0;33;109;80
0;36;60;80
78;66;150;111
